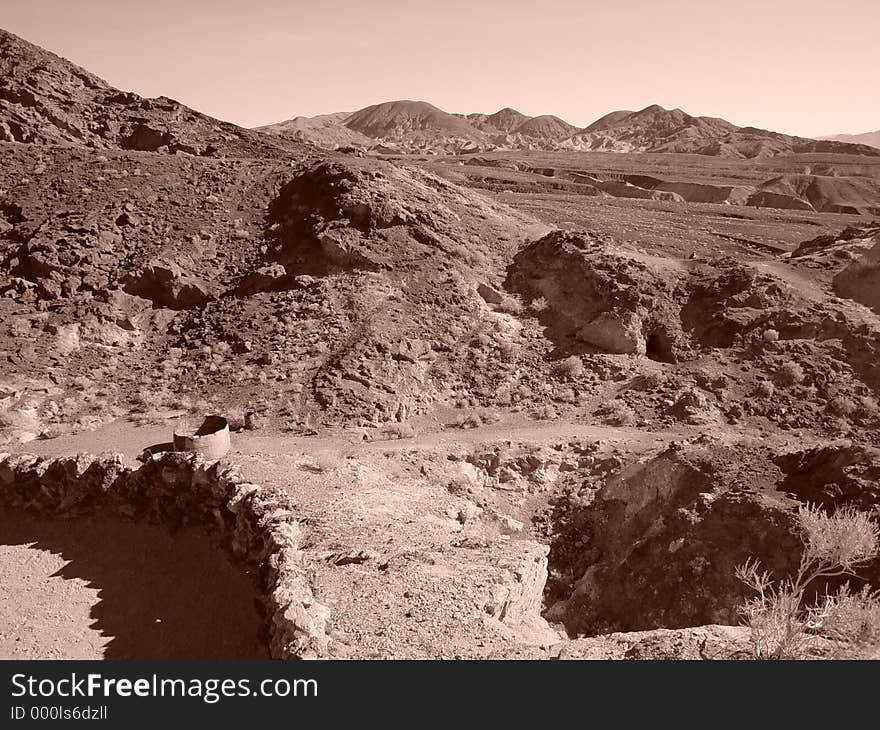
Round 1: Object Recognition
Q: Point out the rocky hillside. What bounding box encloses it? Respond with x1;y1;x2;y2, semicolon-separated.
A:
254;112;371;150
0;27;304;159
563;105;880;159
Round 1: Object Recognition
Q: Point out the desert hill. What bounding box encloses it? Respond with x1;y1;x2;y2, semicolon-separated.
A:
468;107;531;134
0;27;304;159
565;104;880;159
515;114;580;141
255;112;371;150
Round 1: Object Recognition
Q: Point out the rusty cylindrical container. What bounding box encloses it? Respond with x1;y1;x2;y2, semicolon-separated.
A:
173;415;231;459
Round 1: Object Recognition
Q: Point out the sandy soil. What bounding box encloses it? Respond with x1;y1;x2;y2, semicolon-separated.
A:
0;510;268;659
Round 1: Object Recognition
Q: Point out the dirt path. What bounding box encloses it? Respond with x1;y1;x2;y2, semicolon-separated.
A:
6;411;766;464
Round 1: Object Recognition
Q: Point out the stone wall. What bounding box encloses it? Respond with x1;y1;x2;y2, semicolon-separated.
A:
0;451;331;659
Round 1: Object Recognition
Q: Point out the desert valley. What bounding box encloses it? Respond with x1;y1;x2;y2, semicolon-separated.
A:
1;25;880;661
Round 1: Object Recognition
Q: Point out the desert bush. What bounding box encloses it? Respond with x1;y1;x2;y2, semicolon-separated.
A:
130;388;167;413
813;585;880;648
827;396;857;417
736;504;880;660
530;404;558;421
299;452;340;473
553;355;585;380
529;296;549;313
0;405;42;438
381;422;416;440
775;361;805;387
497;295;523;315
632;371;665;391
855;396;880;423
595;399;636;427
453;413;483;429
451;408;500;429
477;408;501;425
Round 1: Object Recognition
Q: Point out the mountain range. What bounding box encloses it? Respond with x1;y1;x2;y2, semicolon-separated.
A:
0;23;876;163
258;100;880;159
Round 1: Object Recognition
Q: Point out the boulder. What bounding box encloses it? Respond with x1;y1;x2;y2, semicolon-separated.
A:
577;310;646;354
121;260;211;309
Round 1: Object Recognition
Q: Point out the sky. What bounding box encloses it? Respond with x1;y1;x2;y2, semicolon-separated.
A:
2;0;878;136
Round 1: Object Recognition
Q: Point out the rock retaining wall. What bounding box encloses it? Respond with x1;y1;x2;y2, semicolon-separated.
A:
0;451;330;659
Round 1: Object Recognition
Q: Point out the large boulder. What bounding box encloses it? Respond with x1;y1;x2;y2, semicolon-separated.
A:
121;260;211;309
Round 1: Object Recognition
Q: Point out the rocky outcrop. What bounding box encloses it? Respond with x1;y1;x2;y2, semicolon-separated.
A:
485;543;557;643
0;451;331;659
122;261;212;310
546;442;880;636
505;231;688;359
833;236;880;314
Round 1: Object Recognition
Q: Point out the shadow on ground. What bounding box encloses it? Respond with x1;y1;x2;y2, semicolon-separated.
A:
0;510;268;659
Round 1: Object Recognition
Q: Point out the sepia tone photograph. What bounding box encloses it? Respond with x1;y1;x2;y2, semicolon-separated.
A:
1;0;879;668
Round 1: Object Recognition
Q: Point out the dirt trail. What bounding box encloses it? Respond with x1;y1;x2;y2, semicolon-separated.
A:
5;411;783;464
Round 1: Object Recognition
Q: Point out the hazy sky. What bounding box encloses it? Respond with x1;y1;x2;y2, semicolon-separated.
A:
3;0;878;136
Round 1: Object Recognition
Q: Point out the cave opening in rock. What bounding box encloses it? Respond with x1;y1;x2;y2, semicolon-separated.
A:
645;330;675;363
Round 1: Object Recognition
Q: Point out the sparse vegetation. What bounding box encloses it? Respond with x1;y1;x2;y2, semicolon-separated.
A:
450;408;500;429
497;295;523;315
775;361;805;387
530;404;558;421
529;296;548;313
736;504;880;660
553;355;585;380
381;422;417;440
827;396;857;417
595;399;636;426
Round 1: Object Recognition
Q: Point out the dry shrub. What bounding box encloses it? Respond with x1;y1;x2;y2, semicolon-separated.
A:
595;400;635;427
553;355;584;380
814;585;880;649
827;396;857;417
775;361;805;387
497;295;523;315
477;408;500;425
299;453;340;474
529;296;549;313
453;413;483;429
736;504;880;660
381;422;416;440
530;404;558;421
632;371;665;391
451;408;500;430
0;405;41;438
